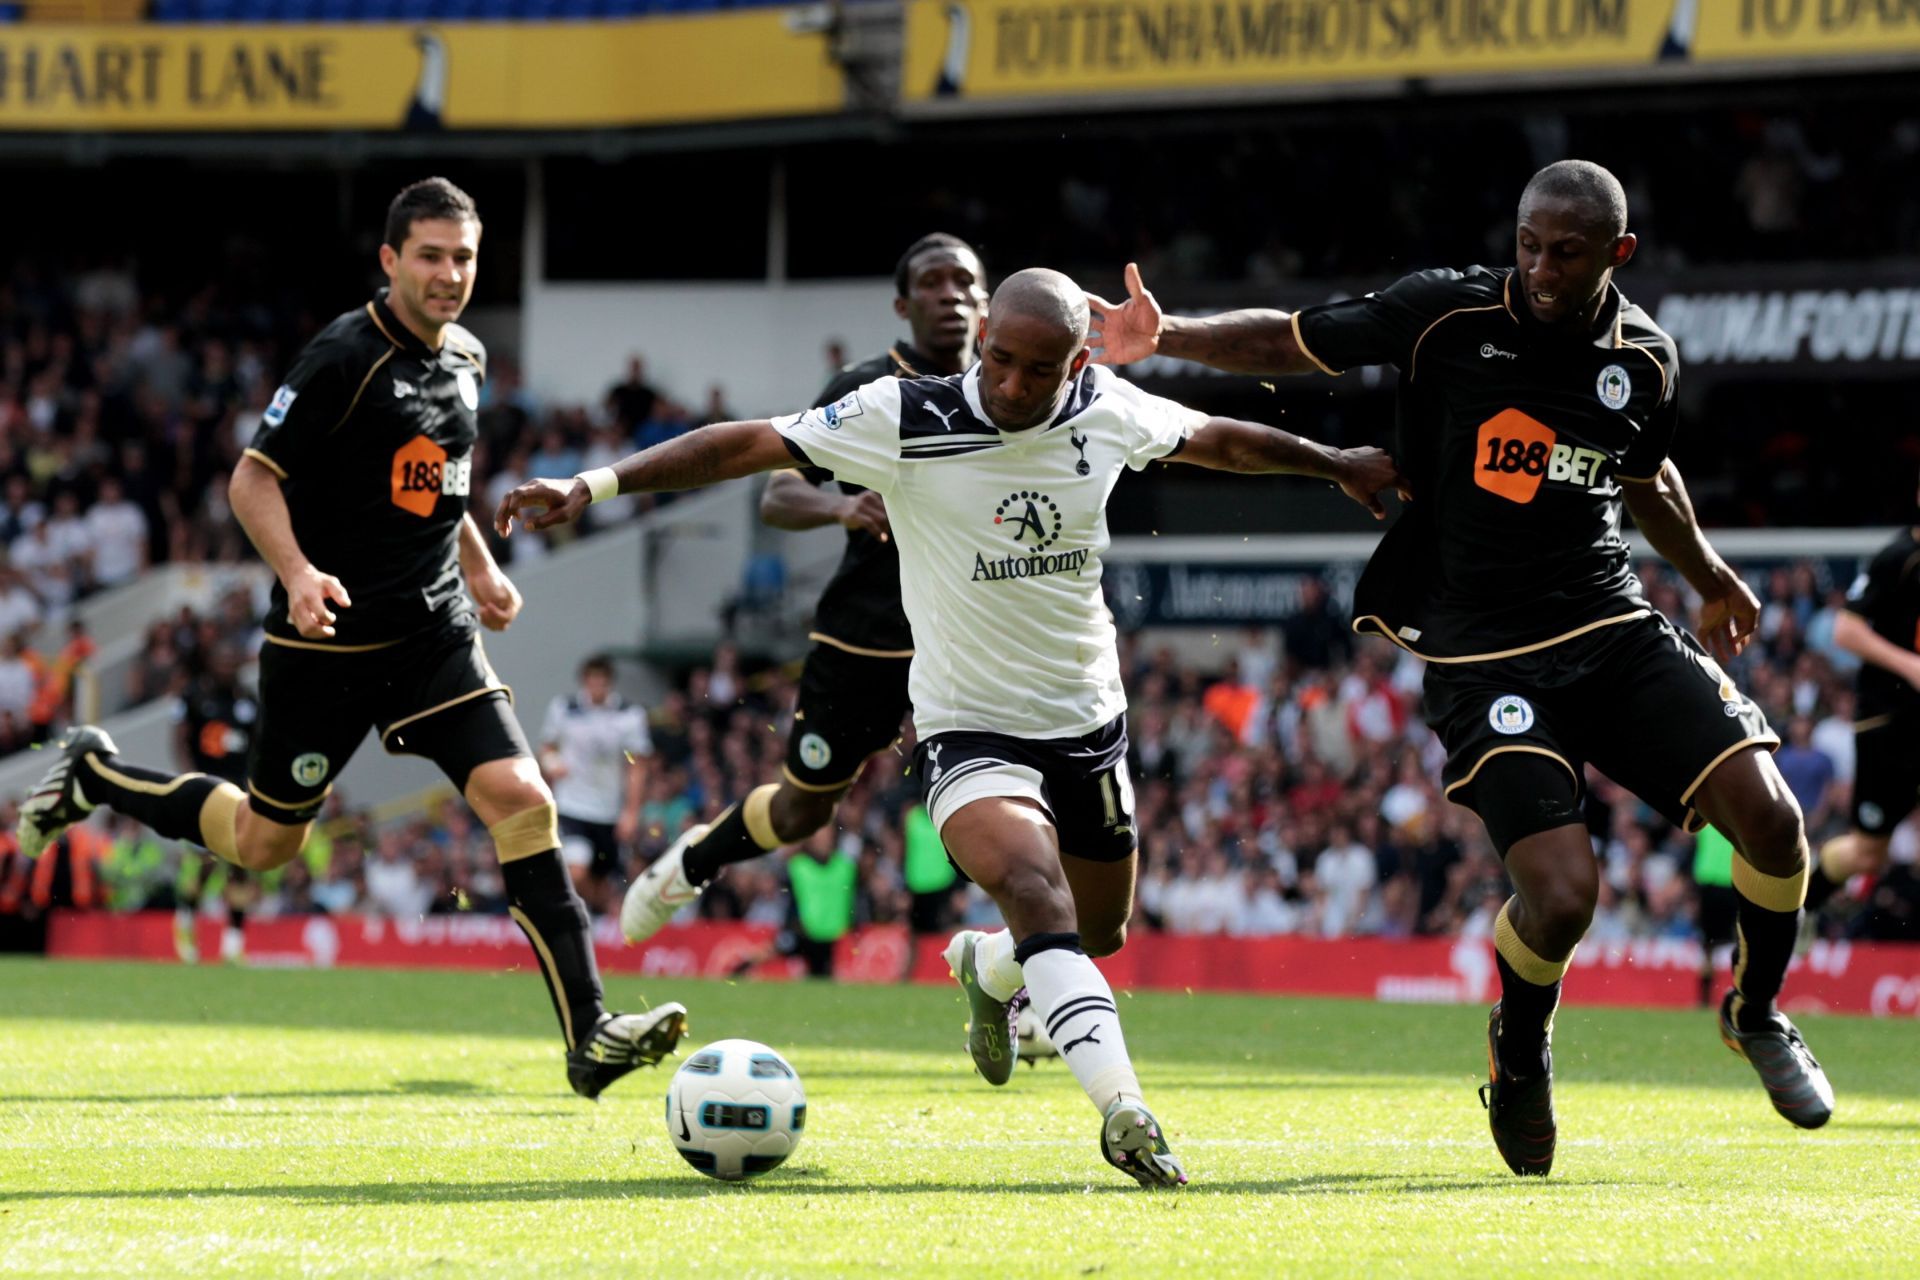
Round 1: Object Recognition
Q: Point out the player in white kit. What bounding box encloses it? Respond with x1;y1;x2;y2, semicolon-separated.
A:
494;268;1401;1187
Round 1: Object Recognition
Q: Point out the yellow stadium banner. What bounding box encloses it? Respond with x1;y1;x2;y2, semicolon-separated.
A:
1693;0;1920;61
902;0;1920;109
0;16;843;131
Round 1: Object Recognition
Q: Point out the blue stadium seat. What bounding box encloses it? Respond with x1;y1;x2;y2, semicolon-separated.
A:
553;0;596;18
473;0;513;18
315;0;354;19
0;3;24;22
276;0;323;18
148;0;190;18
434;0;480;19
194;0;239;19
396;0;435;19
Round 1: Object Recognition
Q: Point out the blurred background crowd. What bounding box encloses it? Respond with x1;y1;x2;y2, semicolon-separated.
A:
7;546;1913;952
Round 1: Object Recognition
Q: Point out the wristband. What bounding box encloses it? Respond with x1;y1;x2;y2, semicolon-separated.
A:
580;468;619;505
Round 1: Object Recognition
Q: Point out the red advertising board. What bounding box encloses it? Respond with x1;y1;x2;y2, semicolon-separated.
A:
45;911;1920;1018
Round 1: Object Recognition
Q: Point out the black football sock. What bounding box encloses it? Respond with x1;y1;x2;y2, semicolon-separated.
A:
681;784;784;884
1730;853;1807;1033
77;754;245;864
501;848;607;1051
1492;899;1572;1076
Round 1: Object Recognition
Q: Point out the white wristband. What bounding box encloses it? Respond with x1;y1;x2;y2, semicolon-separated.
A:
579;468;619;505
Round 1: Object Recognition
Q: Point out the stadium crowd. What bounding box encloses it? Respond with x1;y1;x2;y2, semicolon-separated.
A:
2;256;1916;954
7;556;1916;950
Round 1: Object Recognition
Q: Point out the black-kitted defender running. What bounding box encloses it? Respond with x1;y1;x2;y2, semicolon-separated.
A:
1088;160;1833;1175
618;234;989;944
1806;478;1920;909
17;178;685;1098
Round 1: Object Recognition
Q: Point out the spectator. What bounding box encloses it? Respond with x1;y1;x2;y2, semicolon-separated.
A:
85;475;149;589
605;354;659;434
1773;715;1837;832
0;565;43;642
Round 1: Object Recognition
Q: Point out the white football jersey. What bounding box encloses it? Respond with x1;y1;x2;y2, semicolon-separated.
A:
774;363;1199;739
541;692;652;824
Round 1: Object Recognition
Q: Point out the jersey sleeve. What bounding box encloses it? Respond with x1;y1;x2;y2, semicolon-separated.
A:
1291;269;1485;375
1106;373;1206;471
1616;340;1681;481
793;370;867;485
245;333;358;480
771;376;904;496
1845;548;1901;621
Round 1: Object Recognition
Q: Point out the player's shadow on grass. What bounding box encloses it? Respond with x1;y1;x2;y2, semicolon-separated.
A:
0;1171;1562;1204
0;1079;491;1105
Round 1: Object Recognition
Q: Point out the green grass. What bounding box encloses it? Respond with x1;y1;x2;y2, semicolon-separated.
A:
2;959;1918;1278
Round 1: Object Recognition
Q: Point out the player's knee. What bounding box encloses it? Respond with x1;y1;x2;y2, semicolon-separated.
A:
1730;799;1807;876
234;814;306;872
769;786;837;844
1853;837;1892;875
466;756;552;824
1082;922;1126;957
980;860;1070;917
1527;881;1596;955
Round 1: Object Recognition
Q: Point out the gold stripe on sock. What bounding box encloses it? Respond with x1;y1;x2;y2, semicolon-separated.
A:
1732;853;1808;913
1730;919;1750;1027
88;754;201;797
199;783;244;865
490;804;559;863
742;784;782;851
1493;900;1574;987
509;906;574;1050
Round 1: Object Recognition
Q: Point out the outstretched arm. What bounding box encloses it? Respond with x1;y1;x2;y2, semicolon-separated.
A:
1619;461;1756;663
1088;262;1320;376
495;420;797;536
1834;610;1920;691
1170;419;1406;519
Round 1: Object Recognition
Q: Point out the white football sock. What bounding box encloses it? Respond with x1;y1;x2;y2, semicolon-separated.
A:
975;929;1024;1002
1021;947;1142;1114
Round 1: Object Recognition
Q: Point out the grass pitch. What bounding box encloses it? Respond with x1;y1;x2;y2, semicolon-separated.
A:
2;958;1917;1278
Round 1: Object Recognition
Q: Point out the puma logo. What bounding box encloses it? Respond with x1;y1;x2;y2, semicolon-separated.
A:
1062;1024;1102;1054
928;404;960;431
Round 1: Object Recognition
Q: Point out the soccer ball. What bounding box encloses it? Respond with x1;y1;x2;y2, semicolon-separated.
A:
665;1039;806;1181
1015;1004;1059;1065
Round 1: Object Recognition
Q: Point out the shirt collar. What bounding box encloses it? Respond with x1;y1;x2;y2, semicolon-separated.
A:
1508;273;1628;350
961;365;1089;437
369;289;437;357
890;341;947;379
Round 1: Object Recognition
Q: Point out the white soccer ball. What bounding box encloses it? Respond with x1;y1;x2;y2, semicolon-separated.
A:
1015;1005;1059;1064
665;1038;806;1181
